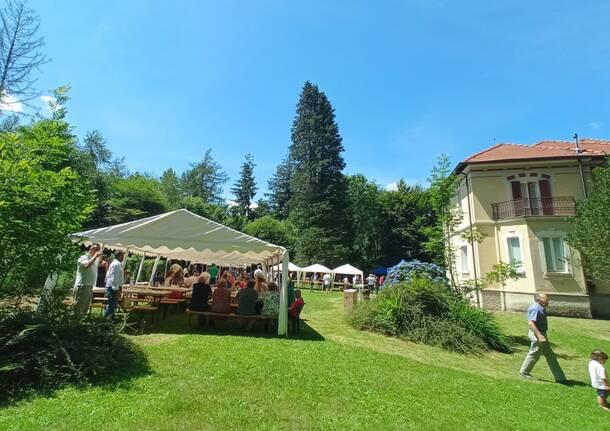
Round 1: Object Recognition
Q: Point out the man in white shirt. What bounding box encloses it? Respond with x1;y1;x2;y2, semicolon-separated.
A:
104;251;125;318
73;244;102;314
366;274;376;292
323;273;331;292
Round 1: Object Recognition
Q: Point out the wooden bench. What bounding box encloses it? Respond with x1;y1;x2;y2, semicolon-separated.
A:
186;308;277;331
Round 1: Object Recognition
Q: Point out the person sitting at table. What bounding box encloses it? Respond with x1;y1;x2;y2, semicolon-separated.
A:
190;273;212;312
261;282;280;316
236;279;258;315
211;278;232;314
183;271;199;288
255;276;267;295
221;270;232;289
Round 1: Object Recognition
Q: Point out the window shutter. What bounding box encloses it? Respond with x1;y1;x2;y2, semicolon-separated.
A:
539;179;553;215
511;181;522;199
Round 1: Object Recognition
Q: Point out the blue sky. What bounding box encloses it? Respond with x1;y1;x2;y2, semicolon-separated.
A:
27;0;610;197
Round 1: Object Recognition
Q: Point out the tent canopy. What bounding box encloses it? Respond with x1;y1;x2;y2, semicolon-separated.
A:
371;266;388;276
272;262;302;272
300;263;332;273
332;264;362;275
72;209;286;266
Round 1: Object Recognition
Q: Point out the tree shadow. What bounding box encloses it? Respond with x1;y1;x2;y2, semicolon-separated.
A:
506;335;530;349
0;333;151;407
138;313;325;341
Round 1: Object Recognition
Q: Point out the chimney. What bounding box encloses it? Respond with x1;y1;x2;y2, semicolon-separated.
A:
573;133;582;154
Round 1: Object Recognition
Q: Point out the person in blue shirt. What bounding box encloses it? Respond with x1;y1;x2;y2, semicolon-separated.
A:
519;293;566;382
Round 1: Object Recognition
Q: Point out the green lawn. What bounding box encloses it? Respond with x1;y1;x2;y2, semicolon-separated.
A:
1;291;610;430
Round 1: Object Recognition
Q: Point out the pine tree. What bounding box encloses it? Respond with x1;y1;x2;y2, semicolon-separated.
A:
266;156;293;220
160;168;182;209
288;81;349;266
230;153;257;220
181;148;228;204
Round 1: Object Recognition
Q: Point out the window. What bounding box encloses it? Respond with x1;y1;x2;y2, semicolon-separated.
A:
541;236;568;273
460;246;469;274
506;236;524;273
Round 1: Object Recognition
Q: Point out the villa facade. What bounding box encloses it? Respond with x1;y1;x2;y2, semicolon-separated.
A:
450;139;610;318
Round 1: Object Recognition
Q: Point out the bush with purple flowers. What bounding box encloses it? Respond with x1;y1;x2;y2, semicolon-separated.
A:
382;260;447;289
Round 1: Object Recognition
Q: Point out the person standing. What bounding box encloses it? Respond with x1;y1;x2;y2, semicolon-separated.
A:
209;263;219;285
96;255;109;287
104;251;125;318
253;264;263;279
73;244;102;314
322;272;331;293
366;274;376;292
519;293;566;382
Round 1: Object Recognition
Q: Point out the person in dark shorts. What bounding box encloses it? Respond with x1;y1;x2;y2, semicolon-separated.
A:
589;350;610;411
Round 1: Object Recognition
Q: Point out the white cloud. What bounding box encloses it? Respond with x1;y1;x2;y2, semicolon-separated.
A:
0;94;23;112
385;182;399;191
588;121;601;130
226;200;237;208
249;202;259;210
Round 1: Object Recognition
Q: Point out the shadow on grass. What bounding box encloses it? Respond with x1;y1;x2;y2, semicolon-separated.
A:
136;312;325;341
0;332;151;408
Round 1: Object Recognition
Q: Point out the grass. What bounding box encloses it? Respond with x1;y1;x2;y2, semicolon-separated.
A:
1;290;610;430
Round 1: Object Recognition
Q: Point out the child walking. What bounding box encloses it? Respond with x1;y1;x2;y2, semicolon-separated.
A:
588;350;610;411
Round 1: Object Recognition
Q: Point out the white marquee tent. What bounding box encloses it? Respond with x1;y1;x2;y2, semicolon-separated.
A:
71;209;291;335
332;264;364;286
300;264;332;274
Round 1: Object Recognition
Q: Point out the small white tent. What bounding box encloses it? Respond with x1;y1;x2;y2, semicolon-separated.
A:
71;209;291;335
298;264;332;286
332;264;364;287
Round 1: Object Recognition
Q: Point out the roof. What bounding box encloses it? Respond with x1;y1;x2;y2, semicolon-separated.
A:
300;264;332;273
332;264;363;275
272;262;302;272
455;138;610;173
72;209;285;266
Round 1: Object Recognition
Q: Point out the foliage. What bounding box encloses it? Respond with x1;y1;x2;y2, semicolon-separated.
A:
0;305;148;403
423;154;460;285
349;276;511;353
382;259;447;289
105;173;169;224
379;180;436;266
181;148;228;204
230;153;257;220
266;156;293;220
0;0;48;110
345;174;383;269
568;160;610;281
0;118;94;304
288;81;350;266
242;215;295;250
181;196;230;224
160;168;182;209
486;261;520;289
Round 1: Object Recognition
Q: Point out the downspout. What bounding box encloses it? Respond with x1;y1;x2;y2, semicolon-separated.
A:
574;133;588;199
461;172;480;308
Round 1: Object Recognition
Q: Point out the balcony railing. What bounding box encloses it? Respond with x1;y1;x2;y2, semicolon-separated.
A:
491;197;576;220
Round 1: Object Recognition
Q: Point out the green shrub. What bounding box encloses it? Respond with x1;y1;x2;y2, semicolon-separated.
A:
349;276;511;354
0;306;149;403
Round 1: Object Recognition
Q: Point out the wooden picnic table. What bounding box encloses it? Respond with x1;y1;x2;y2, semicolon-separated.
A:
147;286;192;293
122;287;170;298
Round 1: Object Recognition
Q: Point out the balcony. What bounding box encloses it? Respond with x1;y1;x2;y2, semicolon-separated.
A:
491;197;576;220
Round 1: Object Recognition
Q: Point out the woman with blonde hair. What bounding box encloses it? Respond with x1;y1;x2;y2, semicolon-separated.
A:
211;278;232;314
190;272;212;311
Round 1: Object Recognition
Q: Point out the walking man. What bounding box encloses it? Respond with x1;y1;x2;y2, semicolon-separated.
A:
104;251;125;318
519;293;566;382
73;244;102;314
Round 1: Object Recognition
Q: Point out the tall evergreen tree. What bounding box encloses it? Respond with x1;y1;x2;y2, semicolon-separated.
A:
230;153;257;219
160;168;182;209
181;148;228;204
266;156;293;220
288;81;349;266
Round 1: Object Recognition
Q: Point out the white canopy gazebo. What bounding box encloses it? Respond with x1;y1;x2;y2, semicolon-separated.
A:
71;209;291;335
332;264;364;288
298;263;332;286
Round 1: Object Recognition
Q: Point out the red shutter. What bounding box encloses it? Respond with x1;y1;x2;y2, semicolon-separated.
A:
539;179;553;215
511;181;522;199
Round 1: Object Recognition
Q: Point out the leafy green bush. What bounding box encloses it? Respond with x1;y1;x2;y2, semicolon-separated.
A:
349;276;511;354
0;306;149;403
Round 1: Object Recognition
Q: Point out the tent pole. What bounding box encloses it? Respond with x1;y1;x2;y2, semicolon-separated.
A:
135;254;145;283
278;250;289;336
149;254;161;285
122;248;130;268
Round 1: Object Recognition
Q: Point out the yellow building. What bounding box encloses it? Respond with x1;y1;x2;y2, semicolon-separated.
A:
451;138;610;317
